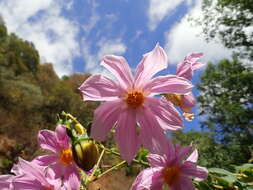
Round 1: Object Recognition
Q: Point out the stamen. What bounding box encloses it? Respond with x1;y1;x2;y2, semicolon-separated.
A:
183;112;195;121
164;94;182;106
182;107;194;121
162;166;181;185
60;148;73;165
125;91;144;108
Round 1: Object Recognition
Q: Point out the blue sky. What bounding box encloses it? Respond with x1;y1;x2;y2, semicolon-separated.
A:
0;0;233;131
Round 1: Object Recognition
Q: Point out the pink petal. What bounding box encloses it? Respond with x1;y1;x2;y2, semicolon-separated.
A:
135;44;168;88
14;158;49;186
175;146;192;164
176;62;193;80
186;149;198;163
143;75;193;95
146;97;183;131
32;154;58;166
38;129;60;153
186;52;203;64
170;175;195;190
91;100;123;141
137;107;170;156
49;162;64;179
192;61;205;70
115;108;140;163
56;125;70;149
194;166;209;181
180;93;196;108
12;175;43;189
101;55;134;90
64;165;80;190
0;175;13;190
79;74;124;101
181;161;208;181
176;52;204;80
131;167;163;190
147;154;167;168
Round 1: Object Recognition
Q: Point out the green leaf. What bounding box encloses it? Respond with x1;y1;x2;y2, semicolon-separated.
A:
209;168;234;176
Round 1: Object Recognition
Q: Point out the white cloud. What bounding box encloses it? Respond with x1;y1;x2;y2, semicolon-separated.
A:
165;0;233;64
148;0;194;30
82;38;127;77
82;0;100;33
0;0;79;77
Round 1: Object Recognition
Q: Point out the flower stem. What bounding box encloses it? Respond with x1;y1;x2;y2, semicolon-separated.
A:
92;160;127;182
88;148;105;182
97;143;149;167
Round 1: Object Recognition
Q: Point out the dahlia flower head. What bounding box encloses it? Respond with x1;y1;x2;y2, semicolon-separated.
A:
79;44;193;163
33;125;80;189
165;52;204;121
131;140;208;190
0;158;64;190
0;126;81;190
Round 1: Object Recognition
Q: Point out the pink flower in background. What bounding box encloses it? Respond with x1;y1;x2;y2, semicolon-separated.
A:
176;52;204;80
131;141;208;190
165;52;204;121
33;125;80;190
0;175;13;190
79;44;193;163
10;158;62;190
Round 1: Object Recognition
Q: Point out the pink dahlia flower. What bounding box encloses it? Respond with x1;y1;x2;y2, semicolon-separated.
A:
33;125;80;190
165;53;204;121
79;44;193;163
131;141;208;190
11;158;62;189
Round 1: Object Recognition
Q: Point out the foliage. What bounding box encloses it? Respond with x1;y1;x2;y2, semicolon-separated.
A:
195;163;253;190
197;58;253;166
199;0;253;60
0;23;98;173
172;130;240;169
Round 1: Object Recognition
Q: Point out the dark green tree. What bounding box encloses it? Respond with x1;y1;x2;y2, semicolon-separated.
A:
197;58;253;165
199;0;253;60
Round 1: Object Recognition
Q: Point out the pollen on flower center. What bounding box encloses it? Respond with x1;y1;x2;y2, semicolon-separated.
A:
162;166;181;185
164;93;182;107
60;148;73;165
125;91;144;108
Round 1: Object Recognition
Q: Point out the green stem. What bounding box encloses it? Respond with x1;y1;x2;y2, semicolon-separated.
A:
67;113;78;123
88;148;105;182
97;143;149;167
95;160;127;180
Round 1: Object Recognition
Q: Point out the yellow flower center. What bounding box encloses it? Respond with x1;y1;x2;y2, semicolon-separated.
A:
125;90;144;108
164;94;182;107
162;166;181;185
60;148;73;165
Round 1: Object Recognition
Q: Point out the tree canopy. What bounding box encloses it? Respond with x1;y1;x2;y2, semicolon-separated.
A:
199;0;253;60
197;58;253;165
0;23;98;173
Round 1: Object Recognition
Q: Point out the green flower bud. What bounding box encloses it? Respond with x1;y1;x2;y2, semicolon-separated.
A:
74;123;86;134
72;139;99;171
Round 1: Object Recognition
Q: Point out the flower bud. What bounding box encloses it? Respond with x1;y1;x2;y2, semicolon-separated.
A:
72;139;99;171
74;123;86;134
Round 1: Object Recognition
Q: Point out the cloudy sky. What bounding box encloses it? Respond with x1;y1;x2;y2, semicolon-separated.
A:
0;0;233;130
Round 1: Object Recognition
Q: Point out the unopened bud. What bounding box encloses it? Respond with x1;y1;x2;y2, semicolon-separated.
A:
74;123;86;134
72;139;99;171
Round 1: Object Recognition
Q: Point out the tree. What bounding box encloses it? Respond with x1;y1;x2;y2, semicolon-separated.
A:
197;58;253;165
199;0;253;60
